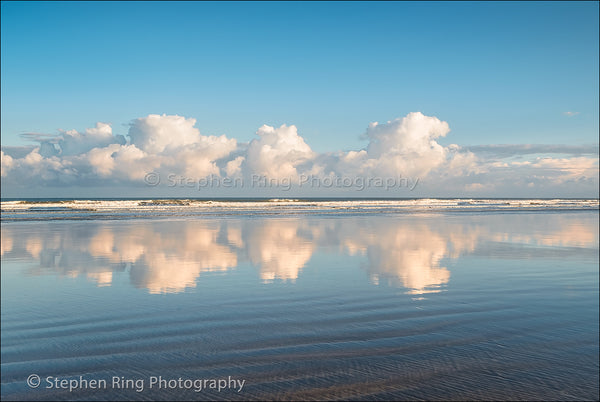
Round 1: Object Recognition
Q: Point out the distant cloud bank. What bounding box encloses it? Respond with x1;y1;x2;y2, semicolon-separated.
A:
1;112;598;197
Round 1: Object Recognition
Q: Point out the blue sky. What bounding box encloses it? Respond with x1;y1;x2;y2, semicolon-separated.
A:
1;1;598;197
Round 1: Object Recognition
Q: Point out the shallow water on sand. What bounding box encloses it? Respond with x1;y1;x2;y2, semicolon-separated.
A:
1;211;598;400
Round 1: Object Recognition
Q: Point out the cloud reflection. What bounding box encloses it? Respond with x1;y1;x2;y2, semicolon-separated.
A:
1;213;597;294
245;220;315;283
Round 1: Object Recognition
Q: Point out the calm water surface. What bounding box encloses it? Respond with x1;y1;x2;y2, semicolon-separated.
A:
1;211;598;400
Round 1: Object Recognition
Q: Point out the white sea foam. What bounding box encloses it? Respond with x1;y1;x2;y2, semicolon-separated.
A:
1;198;598;221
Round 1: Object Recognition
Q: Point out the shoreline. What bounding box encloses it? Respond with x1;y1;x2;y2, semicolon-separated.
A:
1;198;598;222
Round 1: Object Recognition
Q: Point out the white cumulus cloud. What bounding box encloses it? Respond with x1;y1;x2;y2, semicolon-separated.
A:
58;122;125;156
246;124;315;180
1;112;597;197
362;111;450;177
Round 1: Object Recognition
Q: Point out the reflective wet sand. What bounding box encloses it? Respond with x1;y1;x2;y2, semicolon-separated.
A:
1;211;598;400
